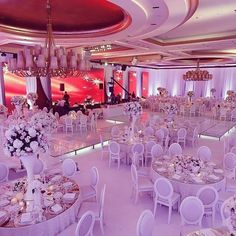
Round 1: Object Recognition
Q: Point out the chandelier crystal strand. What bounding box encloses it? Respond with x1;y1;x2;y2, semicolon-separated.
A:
7;0;92;79
183;59;213;81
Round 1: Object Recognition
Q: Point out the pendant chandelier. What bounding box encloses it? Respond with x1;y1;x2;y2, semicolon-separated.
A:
183;59;213;81
7;0;91;78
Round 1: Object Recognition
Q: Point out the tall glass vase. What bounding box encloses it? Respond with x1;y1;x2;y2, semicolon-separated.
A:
20;155;36;202
130;115;137;139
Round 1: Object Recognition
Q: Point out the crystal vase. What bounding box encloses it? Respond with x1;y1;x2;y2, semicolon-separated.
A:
20;155;36;202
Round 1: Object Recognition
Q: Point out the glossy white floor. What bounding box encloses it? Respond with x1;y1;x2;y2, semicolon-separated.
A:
57;111;236;236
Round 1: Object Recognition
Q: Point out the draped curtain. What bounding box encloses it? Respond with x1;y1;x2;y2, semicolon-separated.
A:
25;77;37;94
40;76;51;100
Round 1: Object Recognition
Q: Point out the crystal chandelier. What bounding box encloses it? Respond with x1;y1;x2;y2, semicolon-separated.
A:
183;59;213;81
7;0;91;78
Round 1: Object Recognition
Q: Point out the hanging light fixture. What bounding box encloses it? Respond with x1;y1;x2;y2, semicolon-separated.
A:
7;0;91;79
183;59;213;81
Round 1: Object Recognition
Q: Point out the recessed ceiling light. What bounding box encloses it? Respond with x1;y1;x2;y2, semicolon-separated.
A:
152;6;159;9
151;23;157;26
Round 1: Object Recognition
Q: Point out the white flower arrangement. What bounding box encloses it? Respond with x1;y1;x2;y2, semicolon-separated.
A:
227;90;235;96
210;88;216;93
157;87;168;97
187;91;194;97
27;92;38;101
4;121;48;157
172;155;205;174
30;111;57;132
123;102;142;117
11;96;26;106
164;104;177;115
0;104;7;114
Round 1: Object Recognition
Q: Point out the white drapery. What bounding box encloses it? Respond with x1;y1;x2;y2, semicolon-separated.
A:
25;77;37;94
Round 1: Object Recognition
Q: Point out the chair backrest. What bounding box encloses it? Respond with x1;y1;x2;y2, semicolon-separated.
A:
62;158;77;177
177;128;187;138
111;126;120;137
193;126;199;138
99;184;106;219
151;144;163;159
132;143;144;156
91;166;99;189
136;210;154;236
168;143;182;157
55;112;60;120
223;152;236;171
154;178;173;202
221;198;231;222
143;127;154;136
108;141;120;155
65;116;73;125
230;146;236;155
196;186;219;209
155;129;164;141
43;107;48;112
180;196;204;226
164;135;170;150
75;210;95;236
131;164;138;186
197;146;212;162
80;115;88;124
0;163;9;182
33;159;44;175
145;141;156;154
161;127;169;138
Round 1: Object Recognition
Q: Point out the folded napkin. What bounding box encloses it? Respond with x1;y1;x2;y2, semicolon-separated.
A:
198;229;218;236
214;169;224;174
63;182;73;188
0;199;9;207
44;199;54;207
51;204;63;214
172;174;181;180
156;167;166;172
20;213;32;223
208;174;220;180
54;192;63;199
51;175;61;182
0;211;6;219
192;177;204;183
63;193;76;201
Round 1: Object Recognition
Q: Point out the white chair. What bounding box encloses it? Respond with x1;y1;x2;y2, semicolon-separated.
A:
180;105;185;116
80;166;99;202
0;163;9;183
196;186;219;225
100;135;109;160
197;146;212;162
79;115;88;132
186;126;199;147
161;127;169;139
153;178;180;224
231;108;236;121
131;164;153;204
131;143;145;167
108;141;125;169
180;196;204;236
75;210;95;236
151;144;163;161
176;128;187;148
87;114;95;131
136;210;155;236
79;185;106;235
62;158;77;177
33;158;44;175
65;116;74;133
164;135;170;154
220;108;227;121
220;198;232;222
224;137;229;154
189;105;196;117
230;146;236;155
144;141;156;166
223;152;236;181
143;127;154;137
155;129;165;145
132;152;150;177
111;126;120;138
168;143;182;157
43;107;48;112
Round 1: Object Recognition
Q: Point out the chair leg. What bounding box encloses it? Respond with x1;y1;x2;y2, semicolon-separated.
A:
100;219;105;235
153;201;157;217
168;206;172;224
134;190;138;204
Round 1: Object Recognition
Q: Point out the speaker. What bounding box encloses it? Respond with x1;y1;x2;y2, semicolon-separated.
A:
109;87;114;93
121;65;127;71
99;83;104;90
60;83;65;91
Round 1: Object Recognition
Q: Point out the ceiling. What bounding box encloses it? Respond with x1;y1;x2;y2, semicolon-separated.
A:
0;0;236;68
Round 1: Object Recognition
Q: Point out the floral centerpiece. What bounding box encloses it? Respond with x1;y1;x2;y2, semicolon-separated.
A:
226;90;235;103
157;87;168;97
27;92;38;109
164;104;177;122
172;155;205;175
123;102;142;138
30;111;57;133
11;96;26;117
187;91;194;102
4;121;48;201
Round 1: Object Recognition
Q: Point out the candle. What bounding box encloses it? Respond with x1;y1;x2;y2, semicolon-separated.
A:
11;197;18;204
48;185;54;191
19;201;25;207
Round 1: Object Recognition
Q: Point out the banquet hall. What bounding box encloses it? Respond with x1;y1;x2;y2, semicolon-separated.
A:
1;1;236;236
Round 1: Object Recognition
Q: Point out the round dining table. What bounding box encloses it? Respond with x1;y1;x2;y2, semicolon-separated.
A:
0;174;81;236
151;155;226;199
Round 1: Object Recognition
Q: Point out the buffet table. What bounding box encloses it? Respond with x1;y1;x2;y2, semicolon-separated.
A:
151;155;226;199
0;174;81;236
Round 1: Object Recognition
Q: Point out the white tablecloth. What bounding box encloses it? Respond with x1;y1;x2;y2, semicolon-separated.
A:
151;169;226;199
0;196;81;236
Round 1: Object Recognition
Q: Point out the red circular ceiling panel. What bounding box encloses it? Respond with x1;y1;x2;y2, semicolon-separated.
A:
0;0;128;33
